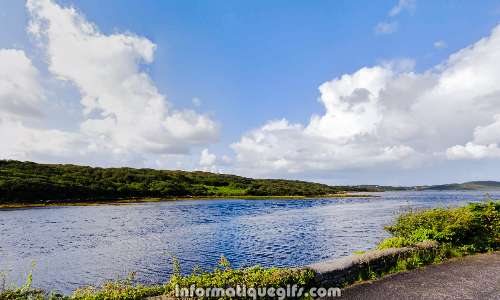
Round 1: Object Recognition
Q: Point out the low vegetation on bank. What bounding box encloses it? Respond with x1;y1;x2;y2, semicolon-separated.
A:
378;200;499;252
1;201;498;299
356;200;500;282
0;258;316;300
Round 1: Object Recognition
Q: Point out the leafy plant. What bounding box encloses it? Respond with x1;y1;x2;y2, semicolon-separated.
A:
379;201;499;252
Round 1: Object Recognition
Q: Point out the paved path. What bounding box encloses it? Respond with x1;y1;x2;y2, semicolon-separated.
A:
340;252;500;300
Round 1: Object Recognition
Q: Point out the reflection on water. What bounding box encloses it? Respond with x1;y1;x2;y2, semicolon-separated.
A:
0;190;496;293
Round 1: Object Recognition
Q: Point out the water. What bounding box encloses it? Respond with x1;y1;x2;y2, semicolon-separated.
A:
0;190;497;293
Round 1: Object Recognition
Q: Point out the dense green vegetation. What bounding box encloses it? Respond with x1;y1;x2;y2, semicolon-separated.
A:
377;200;499;252
0;160;352;204
8;159;482;205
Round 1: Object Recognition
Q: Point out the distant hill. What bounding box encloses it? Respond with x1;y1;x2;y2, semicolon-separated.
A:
0;160;369;204
423;181;500;191
337;185;414;192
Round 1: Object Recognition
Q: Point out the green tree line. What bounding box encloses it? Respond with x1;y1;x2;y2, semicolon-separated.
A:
0;160;355;203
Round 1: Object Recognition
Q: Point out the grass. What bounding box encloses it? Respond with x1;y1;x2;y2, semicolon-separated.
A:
0;257;315;300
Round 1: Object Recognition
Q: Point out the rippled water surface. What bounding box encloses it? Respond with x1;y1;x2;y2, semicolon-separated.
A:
0;191;498;293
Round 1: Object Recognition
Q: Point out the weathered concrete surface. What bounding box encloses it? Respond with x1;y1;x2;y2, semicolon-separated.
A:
307;241;439;287
340;252;500;300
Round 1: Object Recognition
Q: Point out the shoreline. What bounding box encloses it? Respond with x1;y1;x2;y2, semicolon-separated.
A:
0;193;377;209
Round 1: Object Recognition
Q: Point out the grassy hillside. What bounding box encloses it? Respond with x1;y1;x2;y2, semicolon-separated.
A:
424;181;500;191
0;160;354;204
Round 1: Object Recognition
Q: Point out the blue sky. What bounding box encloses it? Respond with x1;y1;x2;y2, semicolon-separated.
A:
2;0;500;185
50;0;500;140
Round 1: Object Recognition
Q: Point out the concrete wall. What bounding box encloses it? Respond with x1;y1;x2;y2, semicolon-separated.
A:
306;240;439;287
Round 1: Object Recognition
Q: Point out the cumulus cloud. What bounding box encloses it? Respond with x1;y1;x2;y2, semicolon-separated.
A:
199;148;216;167
27;0;218;154
231;24;500;177
0;0;218;165
0;120;85;161
446;143;500;160
445;114;500;160
0;49;44;119
198;148;232;172
0;48;81;161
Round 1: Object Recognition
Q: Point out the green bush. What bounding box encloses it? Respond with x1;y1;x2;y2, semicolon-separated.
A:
376;236;414;249
379;201;500;252
366;201;499;284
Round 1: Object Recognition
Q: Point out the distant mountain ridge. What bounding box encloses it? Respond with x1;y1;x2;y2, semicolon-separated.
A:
423;181;500;191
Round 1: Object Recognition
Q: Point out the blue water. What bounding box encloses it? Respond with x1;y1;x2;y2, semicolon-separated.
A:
0;191;497;293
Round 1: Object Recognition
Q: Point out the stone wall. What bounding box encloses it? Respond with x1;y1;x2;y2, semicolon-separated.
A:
146;241;440;299
305;240;439;287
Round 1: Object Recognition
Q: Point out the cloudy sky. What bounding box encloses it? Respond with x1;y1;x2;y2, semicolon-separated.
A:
1;0;500;185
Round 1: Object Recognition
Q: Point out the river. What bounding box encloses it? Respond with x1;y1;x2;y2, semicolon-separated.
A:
0;190;497;293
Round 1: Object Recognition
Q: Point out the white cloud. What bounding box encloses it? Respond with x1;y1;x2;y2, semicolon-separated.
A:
199;148;216;167
379;58;416;72
375;21;398;35
0;120;85;160
0;48;84;161
472;115;500;145
375;0;415;36
446;142;500;160
388;0;416;17
0;0;219;165
231;24;500;177
445;114;500;160
446;143;500;160
198;148;233;172
27;0;218;154
0;49;44;119
434;40;447;49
